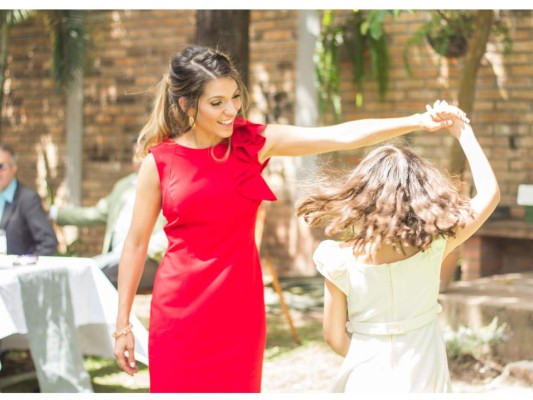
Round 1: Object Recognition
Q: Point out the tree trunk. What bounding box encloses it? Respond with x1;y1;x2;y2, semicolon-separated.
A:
448;10;494;179
0;22;10;135
195;10;250;86
442;11;494;289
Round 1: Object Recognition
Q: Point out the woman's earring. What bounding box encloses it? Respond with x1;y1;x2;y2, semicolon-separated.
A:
188;116;196;129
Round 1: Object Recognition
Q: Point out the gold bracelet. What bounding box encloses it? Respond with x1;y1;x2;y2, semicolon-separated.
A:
112;323;133;339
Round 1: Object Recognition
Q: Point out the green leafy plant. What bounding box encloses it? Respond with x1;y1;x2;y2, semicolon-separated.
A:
55;238;83;257
316;10;512;180
43;10;89;92
0;10;89;134
314;10;402;121
403;11;512;75
443;317;509;361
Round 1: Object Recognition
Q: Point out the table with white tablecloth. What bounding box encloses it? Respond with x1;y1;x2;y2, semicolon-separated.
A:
0;255;149;392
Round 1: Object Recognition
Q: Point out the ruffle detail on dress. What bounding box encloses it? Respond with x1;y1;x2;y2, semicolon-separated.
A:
232;117;268;168
232;118;277;202
235;170;277;201
313;240;350;295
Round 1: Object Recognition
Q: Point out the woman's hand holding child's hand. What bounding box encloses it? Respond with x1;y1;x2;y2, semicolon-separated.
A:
425;100;471;139
420;100;469;133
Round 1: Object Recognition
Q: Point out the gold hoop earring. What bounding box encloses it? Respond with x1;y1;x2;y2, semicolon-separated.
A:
188;116;196;129
211;138;231;163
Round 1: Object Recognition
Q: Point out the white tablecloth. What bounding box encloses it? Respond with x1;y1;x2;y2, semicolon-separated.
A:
0;255;149;392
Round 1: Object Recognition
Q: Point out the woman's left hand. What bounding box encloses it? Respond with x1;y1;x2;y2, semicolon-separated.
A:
114;329;138;376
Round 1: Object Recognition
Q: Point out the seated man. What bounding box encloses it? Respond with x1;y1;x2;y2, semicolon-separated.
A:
0;144;58;256
49;143;167;291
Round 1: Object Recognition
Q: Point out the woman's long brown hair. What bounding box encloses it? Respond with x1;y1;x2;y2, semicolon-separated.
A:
136;45;249;159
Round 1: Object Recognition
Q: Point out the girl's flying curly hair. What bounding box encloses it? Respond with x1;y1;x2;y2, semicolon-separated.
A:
296;144;475;253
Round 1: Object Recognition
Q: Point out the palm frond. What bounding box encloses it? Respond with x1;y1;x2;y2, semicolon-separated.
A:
42;10;89;92
0;10;33;26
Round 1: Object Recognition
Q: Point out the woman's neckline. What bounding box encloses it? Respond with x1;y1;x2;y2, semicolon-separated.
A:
164;137;222;151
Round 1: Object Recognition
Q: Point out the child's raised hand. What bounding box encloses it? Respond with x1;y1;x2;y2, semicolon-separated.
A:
420;100;469;132
426;100;470;139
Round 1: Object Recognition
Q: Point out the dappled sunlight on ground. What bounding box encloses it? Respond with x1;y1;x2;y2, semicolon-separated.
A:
1;277;532;393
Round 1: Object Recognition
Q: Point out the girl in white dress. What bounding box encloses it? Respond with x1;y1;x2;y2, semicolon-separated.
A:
296;101;499;393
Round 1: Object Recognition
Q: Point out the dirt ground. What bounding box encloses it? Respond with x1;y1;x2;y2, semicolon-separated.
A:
263;278;533;394
129;282;533;394
1;279;532;394
261;308;533;394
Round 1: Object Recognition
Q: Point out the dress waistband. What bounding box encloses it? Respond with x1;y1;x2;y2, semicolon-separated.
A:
346;303;442;336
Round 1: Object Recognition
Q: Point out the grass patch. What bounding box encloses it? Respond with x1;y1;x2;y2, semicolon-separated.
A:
265;308;323;360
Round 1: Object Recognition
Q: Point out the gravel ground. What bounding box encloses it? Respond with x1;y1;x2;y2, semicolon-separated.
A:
130;281;533;394
261;309;533;394
262;341;342;392
2;279;532;394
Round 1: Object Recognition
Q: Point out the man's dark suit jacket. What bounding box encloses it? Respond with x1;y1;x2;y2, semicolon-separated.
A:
0;182;58;256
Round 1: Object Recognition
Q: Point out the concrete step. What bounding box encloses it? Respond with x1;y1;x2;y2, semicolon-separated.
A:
438;272;533;364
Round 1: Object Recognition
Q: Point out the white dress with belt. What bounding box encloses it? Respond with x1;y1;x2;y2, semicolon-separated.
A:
314;238;452;393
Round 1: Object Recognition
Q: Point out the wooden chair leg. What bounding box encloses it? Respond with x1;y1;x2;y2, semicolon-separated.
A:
264;258;301;345
256;204;300;345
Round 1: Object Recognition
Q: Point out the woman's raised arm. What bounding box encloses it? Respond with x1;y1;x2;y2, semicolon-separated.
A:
258;101;468;162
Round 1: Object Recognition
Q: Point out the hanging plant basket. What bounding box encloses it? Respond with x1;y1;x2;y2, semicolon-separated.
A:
403;11;474;68
426;31;468;58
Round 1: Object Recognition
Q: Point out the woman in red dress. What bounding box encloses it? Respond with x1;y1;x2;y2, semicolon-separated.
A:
113;45;465;392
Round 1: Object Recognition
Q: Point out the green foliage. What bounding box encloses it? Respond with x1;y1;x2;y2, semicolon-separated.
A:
0;10;89;135
55;238;83;257
443;317;509;360
42;10;89;92
314;11;343;121
0;10;33;26
1;10;88;93
404;10;512;75
315;10;401;121
315;10;513;123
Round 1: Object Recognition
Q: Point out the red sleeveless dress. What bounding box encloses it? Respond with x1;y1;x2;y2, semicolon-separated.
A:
148;118;276;392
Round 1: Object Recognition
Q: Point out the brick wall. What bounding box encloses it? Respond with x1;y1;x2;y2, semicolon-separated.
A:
2;10;533;276
1;21;65;198
79;10;196;254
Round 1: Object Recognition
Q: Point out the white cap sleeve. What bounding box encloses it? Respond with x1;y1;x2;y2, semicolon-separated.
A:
313;240;350;295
